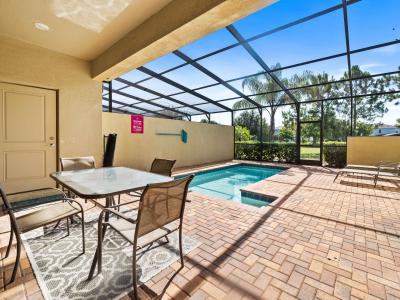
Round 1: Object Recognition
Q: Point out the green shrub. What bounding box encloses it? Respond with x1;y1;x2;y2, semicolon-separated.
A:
236;142;347;166
323;145;346;168
235;143;261;160
277;144;297;163
235;142;296;163
261;144;277;161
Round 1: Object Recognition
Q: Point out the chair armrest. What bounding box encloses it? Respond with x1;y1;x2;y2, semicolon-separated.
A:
379;161;399;167
102;208;137;224
109;200;140;209
63;198;84;212
128;190;142;197
7;187;67;198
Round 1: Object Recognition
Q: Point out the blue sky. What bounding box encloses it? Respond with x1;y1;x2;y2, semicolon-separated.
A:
117;0;400;126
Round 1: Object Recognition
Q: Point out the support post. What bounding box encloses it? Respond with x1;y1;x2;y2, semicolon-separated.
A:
342;0;354;136
232;111;236;159
320;100;324;164
295;103;301;164
108;81;113;113
259;108;263;161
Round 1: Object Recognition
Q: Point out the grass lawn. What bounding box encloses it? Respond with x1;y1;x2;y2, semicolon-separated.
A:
300;147;320;160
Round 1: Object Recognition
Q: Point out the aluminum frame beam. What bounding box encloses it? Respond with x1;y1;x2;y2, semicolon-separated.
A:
137;66;232;112
115;77;209;115
103;97;173;118
173;50;262;109
111;87;191;118
227;24;299;105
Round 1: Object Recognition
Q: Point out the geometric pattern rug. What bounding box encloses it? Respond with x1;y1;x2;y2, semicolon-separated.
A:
22;212;200;300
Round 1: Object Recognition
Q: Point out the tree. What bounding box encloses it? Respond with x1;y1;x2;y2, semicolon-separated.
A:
339;65;397;134
234;110;269;141
233;63;290;141
234;63;398;143
235;126;251;141
279;126;294;142
200;119;218;124
280;110;296;142
396;118;400;128
356;122;374;136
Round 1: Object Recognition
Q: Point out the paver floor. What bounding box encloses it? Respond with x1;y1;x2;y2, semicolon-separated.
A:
1;161;399;299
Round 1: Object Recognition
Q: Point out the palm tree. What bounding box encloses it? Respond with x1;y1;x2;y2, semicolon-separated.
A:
233;63;291;141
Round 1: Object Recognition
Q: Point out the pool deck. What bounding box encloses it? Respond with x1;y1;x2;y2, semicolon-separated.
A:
1;161;400;299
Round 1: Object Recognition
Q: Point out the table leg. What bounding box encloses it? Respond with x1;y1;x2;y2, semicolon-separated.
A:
87;196;112;280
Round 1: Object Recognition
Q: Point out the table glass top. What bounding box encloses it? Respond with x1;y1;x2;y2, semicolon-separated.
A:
50;167;173;198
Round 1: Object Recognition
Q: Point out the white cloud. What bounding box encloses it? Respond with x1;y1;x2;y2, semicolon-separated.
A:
374;44;400;55
358;63;384;71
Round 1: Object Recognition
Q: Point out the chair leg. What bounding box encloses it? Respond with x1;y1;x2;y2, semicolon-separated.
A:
88;199;110;280
97;223;103;274
117;195;121;212
66;217;70;237
81;212;86;254
132;246;138;300
4;229;14;259
178;227;184;267
50;220;62;233
333;171;341;182
9;234;21;285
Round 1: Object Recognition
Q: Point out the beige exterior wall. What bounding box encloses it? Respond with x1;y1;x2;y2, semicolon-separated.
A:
347;136;400;166
0;36;103;165
102;112;234;170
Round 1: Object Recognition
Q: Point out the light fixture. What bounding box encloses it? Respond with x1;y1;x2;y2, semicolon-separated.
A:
34;22;50;31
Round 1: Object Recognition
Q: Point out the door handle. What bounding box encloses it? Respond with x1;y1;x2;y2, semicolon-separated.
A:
49;143;56;147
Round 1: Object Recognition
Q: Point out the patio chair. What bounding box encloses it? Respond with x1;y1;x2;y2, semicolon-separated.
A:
60;156;96;202
0;184;85;285
149;158;176;177
60;156;96;172
60;156;120;209
334;161;400;186
129;158;176;199
95;175;193;299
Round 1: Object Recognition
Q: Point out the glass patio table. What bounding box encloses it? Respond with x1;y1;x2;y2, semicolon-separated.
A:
50;166;173;279
50;166;173;200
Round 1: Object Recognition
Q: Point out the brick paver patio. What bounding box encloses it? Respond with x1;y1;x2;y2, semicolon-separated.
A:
1;161;399;299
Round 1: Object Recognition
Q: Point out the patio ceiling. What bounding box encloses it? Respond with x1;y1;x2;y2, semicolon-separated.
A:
0;0;173;60
103;0;400;120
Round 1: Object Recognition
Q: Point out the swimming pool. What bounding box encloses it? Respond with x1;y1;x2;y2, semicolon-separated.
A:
178;164;285;207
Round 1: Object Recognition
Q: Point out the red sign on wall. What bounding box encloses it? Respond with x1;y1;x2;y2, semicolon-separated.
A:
131;115;144;134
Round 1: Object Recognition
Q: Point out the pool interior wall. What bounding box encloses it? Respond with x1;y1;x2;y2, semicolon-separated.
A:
177;164;285;207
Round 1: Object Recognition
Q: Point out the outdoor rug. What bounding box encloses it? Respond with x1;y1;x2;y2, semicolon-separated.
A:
22;212;200;300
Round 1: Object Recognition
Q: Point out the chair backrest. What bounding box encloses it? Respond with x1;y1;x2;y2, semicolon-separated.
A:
150;158;176;177
135;175;193;239
60;156;96;171
0;184;19;233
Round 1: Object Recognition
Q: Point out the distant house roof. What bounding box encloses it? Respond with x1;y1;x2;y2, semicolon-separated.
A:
375;124;397;129
383;133;400;136
370;125;400;136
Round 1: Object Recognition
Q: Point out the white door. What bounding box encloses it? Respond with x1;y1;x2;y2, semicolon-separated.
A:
0;83;57;193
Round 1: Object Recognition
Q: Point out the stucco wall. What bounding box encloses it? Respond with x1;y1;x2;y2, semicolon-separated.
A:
0;36;103;164
347;136;400;166
102;112;234;170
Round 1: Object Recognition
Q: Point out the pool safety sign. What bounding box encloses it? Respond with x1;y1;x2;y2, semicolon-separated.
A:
131;115;144;134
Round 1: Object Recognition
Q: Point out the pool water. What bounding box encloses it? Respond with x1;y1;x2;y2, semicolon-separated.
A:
181;164;284;207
